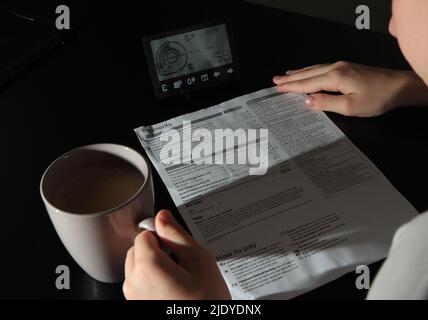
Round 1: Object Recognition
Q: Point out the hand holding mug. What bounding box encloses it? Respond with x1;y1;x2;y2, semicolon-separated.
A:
123;210;230;300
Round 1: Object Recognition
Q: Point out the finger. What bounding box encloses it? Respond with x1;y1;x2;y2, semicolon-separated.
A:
306;93;353;115
134;230;161;257
125;246;135;277
155;210;203;269
274;64;330;84
285;69;298;75
134;230;188;279
287;63;327;74
276;73;341;93
276;64;334;84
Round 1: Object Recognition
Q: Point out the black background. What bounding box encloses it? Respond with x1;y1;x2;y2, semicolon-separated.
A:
1;0;427;299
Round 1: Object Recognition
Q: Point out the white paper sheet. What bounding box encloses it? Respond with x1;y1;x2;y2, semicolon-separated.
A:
134;87;418;299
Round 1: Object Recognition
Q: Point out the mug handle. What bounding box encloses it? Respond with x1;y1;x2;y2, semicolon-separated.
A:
138;217;156;231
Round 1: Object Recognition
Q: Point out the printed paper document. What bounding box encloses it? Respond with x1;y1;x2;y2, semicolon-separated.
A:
134;87;418;299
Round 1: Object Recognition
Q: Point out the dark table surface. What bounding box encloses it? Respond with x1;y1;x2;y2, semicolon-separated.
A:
1;0;428;300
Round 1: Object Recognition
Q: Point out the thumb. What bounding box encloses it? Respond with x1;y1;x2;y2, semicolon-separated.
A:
155;210;202;269
306;93;353;116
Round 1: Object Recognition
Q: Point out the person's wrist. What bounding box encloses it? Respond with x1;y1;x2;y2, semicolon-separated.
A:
392;71;428;109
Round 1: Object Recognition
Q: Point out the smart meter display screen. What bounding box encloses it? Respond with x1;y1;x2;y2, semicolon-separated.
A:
144;21;239;99
150;24;232;82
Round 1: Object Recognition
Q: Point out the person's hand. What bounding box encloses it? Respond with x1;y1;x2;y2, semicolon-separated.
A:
123;209;231;300
273;61;428;117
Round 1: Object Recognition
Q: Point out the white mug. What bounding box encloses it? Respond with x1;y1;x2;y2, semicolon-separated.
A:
40;144;154;283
